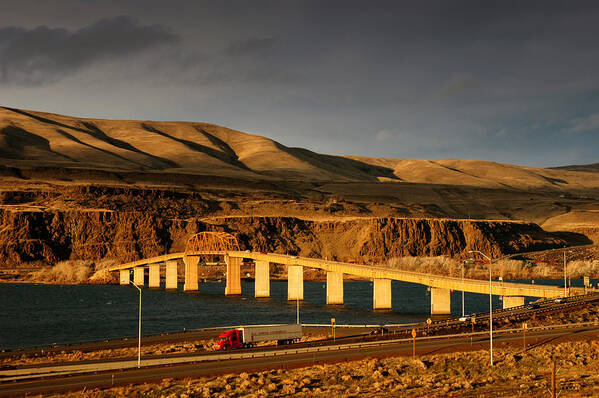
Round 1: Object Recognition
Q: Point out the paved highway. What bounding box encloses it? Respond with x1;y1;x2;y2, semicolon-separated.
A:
1;324;598;397
2;293;596;396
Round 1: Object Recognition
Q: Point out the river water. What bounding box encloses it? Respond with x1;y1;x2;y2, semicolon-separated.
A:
0;279;593;350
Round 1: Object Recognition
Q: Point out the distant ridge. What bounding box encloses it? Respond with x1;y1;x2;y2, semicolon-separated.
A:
551;163;599;172
1;106;599;191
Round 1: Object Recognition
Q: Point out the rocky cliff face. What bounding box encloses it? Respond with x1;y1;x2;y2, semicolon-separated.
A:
0;210;568;267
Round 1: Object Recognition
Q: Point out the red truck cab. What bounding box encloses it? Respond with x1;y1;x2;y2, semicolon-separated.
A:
214;329;244;350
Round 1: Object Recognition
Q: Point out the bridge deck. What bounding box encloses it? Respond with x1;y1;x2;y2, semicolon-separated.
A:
109;251;578;298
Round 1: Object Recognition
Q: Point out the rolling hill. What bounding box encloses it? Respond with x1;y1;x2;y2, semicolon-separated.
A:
2;106;599;192
1;106;599;267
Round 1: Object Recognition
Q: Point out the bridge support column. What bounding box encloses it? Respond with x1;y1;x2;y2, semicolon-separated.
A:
183;256;199;291
326;271;344;305
149;263;160;288
430;287;451;315
133;266;145;287
255;260;270;298
373;278;392;310
225;255;242;296
165;260;178;290
503;296;525;309
288;265;304;301
119;269;130;285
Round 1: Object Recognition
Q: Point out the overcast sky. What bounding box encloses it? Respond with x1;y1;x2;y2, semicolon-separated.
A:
1;1;598;168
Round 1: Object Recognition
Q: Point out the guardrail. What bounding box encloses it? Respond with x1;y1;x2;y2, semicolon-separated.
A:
2;321;598;383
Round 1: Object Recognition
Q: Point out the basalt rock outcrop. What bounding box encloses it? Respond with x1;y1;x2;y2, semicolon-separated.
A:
0;209;569;267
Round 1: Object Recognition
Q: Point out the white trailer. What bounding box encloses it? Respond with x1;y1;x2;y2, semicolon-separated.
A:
240;324;302;344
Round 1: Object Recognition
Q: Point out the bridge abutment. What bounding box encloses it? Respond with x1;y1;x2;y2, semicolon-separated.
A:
183;256;199;291
326;271;344;305
119;269;130;285
133;266;145;287
430;287;451;315
165;260;178;290
149;263;160;288
502;296;525;309
255;260;270;297
288;265;304;301
225;255;242;295
373;278;392;310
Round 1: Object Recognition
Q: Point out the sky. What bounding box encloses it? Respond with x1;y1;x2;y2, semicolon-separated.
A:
1;0;598;168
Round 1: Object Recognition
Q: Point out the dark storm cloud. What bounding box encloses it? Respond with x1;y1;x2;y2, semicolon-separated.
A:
224;36;279;57
1;0;599;166
0;16;177;86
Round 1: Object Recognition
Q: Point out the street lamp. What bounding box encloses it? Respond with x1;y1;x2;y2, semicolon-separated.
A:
469;250;494;366
130;281;142;367
461;260;466;317
563;250;572;298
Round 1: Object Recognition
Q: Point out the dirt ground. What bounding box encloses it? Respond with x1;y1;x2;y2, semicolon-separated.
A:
39;339;599;397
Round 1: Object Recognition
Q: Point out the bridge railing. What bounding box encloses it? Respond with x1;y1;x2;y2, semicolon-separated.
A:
108;250;575;296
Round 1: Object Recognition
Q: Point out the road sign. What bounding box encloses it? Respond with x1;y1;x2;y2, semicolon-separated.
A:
331;318;336;340
411;328;417;359
426;318;432;325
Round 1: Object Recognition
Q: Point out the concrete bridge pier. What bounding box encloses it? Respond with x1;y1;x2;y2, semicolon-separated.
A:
503;296;525;309
183;256;199;291
119;269;130;285
255;260;270;298
287;265;304;301
149;263;161;288
225;255;242;295
326;271;344;305
430;287;451;315
165;260;178;290
373;278;392;310
133;266;145;287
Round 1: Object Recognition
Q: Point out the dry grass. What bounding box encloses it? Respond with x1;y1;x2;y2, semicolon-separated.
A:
28;258;124;284
3;106;599;190
49;339;599;397
567;260;599;278
384;256;599;279
88;259;119;284
30;260;91;284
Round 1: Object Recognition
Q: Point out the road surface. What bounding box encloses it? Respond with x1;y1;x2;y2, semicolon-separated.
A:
1;324;598;397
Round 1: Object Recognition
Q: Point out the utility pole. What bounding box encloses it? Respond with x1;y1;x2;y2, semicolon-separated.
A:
130;281;142;368
462;260;465;317
563;251;567;298
469;250;493;366
551;360;556;398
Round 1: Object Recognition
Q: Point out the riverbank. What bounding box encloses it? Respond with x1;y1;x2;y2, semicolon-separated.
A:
4;300;598;368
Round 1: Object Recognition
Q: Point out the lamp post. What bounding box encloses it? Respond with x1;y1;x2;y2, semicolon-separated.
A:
130;281;142;367
563;251;572;297
469;250;493;366
462;260;465;317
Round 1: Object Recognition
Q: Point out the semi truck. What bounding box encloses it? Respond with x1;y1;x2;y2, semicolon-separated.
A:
213;324;302;350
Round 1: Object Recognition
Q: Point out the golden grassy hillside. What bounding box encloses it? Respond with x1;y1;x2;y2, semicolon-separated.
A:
2;106;599;241
0;107;394;182
2;106;598;192
347;156;599;192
